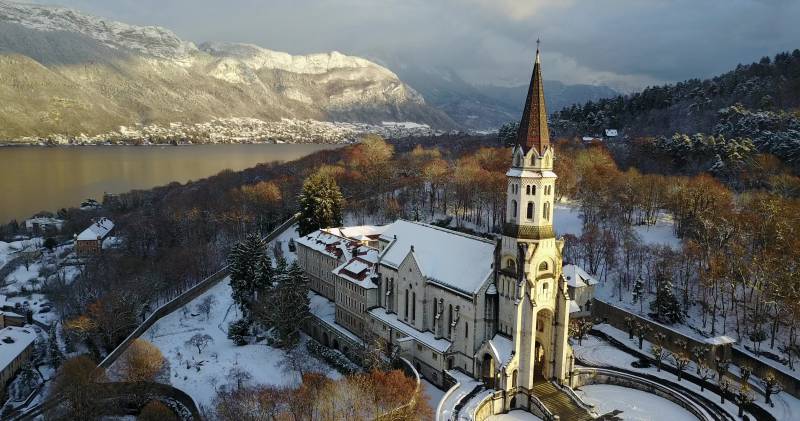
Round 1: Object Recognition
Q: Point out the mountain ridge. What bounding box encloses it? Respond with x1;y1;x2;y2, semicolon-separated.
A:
0;0;455;140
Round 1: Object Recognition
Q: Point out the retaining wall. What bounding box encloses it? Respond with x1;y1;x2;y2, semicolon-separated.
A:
591;298;800;398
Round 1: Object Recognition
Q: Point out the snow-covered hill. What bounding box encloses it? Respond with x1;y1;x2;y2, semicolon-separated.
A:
0;0;454;140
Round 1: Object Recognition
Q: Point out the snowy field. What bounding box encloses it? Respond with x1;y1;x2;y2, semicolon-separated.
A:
127;278;340;406
576;384;695;421
487;411;542;421
553;203;680;248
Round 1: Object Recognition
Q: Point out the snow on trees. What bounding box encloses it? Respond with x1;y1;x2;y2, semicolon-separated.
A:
187;333;214;354
298;172;344;236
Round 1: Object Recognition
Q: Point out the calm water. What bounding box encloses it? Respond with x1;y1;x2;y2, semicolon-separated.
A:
0;144;340;223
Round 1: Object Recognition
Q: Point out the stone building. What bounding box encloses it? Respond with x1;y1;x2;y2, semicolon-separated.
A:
74;217;114;256
296;46;581;415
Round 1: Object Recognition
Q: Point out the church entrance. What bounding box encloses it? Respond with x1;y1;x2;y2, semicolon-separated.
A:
481;353;495;388
534;342;546;380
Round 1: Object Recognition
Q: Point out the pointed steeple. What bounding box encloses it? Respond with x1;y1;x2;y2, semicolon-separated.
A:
516;41;550;156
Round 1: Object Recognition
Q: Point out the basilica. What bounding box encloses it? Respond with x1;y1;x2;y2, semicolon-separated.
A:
296;47;582;417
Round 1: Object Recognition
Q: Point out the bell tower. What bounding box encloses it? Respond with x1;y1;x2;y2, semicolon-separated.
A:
500;44;571;397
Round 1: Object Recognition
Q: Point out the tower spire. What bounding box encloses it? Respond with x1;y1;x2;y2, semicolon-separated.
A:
516;40;549;156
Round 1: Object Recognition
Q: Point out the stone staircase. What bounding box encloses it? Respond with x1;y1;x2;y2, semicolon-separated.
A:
530;381;594;421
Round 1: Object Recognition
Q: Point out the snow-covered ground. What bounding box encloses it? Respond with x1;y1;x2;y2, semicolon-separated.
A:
553;203;680;248
486;411;542;421
127;278;340;405
576;324;800;420
423;379;446;411
576;384;695;421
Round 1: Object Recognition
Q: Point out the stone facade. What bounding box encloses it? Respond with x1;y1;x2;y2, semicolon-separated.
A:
297;48;577;412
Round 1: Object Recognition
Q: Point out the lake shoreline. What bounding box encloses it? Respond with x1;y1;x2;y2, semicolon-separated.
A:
0;143;343;223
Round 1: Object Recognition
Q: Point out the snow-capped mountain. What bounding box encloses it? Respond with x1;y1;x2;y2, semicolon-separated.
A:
0;1;454;140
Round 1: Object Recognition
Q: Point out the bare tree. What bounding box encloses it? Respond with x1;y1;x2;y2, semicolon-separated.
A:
197;295;217;321
187;334;213;354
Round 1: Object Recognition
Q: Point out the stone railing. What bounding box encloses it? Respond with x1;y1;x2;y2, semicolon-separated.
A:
572;367;722;421
552;381;596;416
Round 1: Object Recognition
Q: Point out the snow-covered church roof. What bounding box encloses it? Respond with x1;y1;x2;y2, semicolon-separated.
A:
563;264;597;288
378;220;495;295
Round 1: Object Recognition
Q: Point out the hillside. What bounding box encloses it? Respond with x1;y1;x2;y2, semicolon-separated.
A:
551;50;800;170
0;1;455;141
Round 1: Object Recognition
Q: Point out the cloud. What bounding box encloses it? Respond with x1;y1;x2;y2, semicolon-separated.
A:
18;0;800;92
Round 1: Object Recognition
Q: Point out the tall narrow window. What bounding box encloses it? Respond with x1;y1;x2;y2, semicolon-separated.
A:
412;292;416;322
404;289;409;319
526;202;534;219
448;304;453;338
432;299;437;331
511;200;517;220
532;185;536;195
465;322;469;338
526;185;531;195
543;202;550;221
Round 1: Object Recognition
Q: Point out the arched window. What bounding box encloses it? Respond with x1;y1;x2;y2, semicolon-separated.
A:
543;202;550;221
532;185;536;195
539;261;549;271
506;258;516;273
465;323;469;338
511;200;517;220
526;202;534;219
526;185;531;195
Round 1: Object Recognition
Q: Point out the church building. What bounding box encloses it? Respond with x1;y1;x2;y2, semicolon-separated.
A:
296;46;582;418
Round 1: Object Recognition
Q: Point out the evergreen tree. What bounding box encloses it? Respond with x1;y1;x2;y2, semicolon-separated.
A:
298;172;344;236
227;319;250;346
632;277;645;313
651;278;684;324
256;259;310;348
228;234;266;319
48;325;63;369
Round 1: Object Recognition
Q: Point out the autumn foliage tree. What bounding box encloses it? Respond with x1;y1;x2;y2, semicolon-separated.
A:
119;338;165;382
47;356;107;420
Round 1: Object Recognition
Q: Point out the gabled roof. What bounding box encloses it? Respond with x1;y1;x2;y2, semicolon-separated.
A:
379;220;495;295
334;247;379;289
563;264;598;288
516;47;550;156
76;218;114;241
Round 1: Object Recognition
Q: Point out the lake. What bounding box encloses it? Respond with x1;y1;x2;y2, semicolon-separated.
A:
0;144;341;224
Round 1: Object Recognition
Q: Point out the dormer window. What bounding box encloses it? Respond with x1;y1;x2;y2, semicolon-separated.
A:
539;261;549;271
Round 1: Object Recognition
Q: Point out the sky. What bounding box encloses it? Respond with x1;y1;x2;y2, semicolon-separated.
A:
22;0;800;92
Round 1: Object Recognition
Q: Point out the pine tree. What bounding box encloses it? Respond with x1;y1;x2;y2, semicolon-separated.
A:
48;324;63;369
256;259;310;348
298;172;344;236
228;234;266;319
651;278;684;324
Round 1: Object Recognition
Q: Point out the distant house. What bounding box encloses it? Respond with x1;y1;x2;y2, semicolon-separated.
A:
24;217;63;235
604;129;619;138
75;217;114;256
581;136;602;143
0;326;36;397
564;264;598;318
